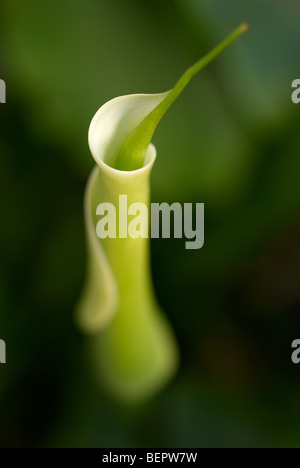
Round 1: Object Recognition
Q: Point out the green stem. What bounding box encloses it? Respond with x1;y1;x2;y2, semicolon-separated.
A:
115;22;249;172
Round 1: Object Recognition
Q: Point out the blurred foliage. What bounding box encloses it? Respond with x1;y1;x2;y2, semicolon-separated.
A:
0;0;300;448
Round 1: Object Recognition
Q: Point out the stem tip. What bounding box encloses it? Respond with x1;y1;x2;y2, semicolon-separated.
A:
240;22;250;32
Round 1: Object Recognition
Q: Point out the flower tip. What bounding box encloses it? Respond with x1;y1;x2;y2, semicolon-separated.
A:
240;22;250;32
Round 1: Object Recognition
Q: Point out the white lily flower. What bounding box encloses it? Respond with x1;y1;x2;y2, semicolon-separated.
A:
75;24;249;401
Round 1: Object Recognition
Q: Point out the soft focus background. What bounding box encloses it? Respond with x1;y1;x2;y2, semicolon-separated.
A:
0;0;300;448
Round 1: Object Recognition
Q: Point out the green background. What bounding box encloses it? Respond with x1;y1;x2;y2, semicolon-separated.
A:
0;0;300;447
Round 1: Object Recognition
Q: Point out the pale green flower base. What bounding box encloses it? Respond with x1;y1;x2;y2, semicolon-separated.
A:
76;144;178;401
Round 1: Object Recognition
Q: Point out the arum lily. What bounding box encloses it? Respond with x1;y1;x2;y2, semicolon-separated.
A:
75;23;249;401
